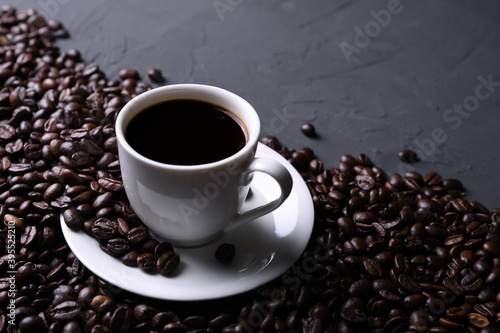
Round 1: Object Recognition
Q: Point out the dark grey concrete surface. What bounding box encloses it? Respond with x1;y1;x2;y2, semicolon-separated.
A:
5;0;500;208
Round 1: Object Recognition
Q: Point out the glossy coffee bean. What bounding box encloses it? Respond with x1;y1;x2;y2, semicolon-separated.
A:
156;252;180;276
301;123;317;137
154;242;174;258
91;218;117;241
127;225;149;244
398;149;419;163
136;253;156;271
215;243;236;263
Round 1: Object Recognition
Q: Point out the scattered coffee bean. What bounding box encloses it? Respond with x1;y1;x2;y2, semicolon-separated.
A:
147;68;165;83
215;243;236;263
398;149;419;163
300;123;317;137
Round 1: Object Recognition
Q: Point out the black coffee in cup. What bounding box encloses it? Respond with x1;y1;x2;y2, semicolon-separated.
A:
125;99;248;165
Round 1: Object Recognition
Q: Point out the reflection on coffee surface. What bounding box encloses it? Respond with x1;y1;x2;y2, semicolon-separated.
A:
126;99;248;165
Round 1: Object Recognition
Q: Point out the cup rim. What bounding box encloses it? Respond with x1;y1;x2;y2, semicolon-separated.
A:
115;84;260;171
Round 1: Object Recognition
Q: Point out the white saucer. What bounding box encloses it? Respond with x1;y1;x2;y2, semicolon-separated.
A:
61;143;314;301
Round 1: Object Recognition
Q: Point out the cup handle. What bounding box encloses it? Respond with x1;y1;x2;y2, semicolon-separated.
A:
223;157;293;233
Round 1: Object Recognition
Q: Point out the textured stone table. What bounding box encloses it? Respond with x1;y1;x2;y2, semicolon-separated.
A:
6;0;500;208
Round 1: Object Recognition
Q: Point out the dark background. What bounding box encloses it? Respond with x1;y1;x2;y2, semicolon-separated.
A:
5;0;500;209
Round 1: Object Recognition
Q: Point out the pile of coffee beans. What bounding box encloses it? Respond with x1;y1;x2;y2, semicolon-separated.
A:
1;5;500;333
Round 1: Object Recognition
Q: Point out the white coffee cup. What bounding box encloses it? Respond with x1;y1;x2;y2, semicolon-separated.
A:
116;84;293;247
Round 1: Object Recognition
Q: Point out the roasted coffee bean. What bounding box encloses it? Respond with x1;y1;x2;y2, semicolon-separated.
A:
180;315;207;331
355;174;375;190
473;304;496;318
442;178;464;191
0;124;16;140
91;218;117;241
77;286;98;306
18;315;47;333
9;183;31;196
468;312;489;328
301;123;317;137
127;225;149;244
5;195;25;207
398;274;421;293
348;279;371;297
343;237;368;255
424;171;443;186
156;252;180;276
90;324;112;333
131;304;153;323
486;268;500;285
20;225;37;246
78;137;103;155
215;243;236;263
116;218;130;236
61;209;83;231
398;149;419;163
148;68;165;83
151;312;181;329
16;263;38;286
13;306;36;323
438;317;464;330
62;321;80;333
66;185;88;198
43;182;63;202
109;305;132;333
91;295;116;314
288;156;307;172
353;211;377;224
93;192;113;210
404;294;426;309
484;241;500;256
154;241;174;258
374;251;394;269
364;258;383;278
340;297;366;324
309;159;324;174
51;300;80;321
72;190;93;205
106;238;130;255
119;68;140;80
120;250;139;267
137;253;156;271
98;177;123;192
